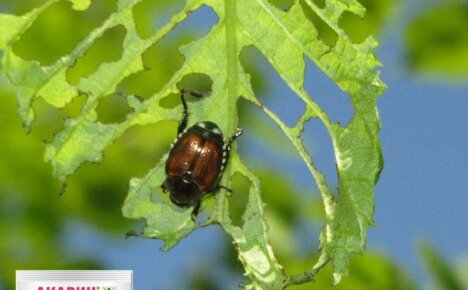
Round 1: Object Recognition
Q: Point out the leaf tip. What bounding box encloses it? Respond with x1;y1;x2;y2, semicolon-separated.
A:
332;272;343;285
67;0;91;11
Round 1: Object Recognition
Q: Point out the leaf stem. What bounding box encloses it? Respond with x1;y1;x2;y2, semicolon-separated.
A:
284;256;329;287
225;0;238;133
214;0;239;223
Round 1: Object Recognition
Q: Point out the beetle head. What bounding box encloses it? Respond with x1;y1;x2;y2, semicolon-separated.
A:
163;176;203;207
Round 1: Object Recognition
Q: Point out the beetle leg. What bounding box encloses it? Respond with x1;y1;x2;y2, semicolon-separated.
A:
181;88;209;98
227;128;243;147
178;89;211;134
217;185;233;193
178;90;189;134
224;128;243;160
160;183;167;193
191;200;201;220
219;128;244;173
125;230;141;239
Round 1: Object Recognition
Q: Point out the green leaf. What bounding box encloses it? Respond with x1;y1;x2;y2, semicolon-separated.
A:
420;241;464;290
235;0;385;285
405;2;468;79
1;0;385;287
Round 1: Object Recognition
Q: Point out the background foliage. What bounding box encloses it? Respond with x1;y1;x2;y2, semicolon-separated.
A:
0;0;467;289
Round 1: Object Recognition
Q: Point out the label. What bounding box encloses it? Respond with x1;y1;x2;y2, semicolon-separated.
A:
16;271;132;290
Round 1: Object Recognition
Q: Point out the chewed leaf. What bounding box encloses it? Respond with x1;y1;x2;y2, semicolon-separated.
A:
223;156;286;289
123;158;196;250
1;0;385;287
237;0;385;284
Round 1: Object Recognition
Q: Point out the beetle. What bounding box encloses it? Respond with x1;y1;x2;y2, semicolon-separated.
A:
161;89;243;217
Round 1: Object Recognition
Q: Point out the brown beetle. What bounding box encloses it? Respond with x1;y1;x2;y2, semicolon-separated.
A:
162;90;242;217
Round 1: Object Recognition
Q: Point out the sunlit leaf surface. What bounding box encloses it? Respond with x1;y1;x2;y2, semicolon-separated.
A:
0;0;385;287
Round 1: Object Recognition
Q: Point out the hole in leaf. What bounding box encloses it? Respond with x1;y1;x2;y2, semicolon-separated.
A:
238;49;268;96
62;94;88;119
170;4;219;38
96;93;132;124
258;170;304;259
177;73;213;96
31;99;66;142
159;88;206;111
300;0;338;46
259;170;299;224
121;121;176;177
311;0;326;9
304;58;355;126
295;218;322;256
159;92;180;109
133;0;185;39
303;118;338;190
237;100;315;192
339;10;372;44
67;25;126;85
229;173;250;227
267;0;294;11
120;39;185;99
12;1;116;65
343;0;395;42
239;46;304;128
120;5;219;99
238;99;297;161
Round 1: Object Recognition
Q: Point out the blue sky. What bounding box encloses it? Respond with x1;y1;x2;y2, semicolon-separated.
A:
370;29;468;281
